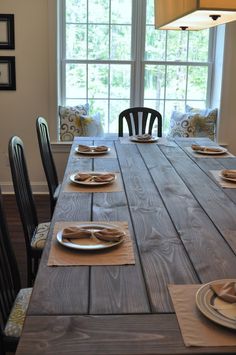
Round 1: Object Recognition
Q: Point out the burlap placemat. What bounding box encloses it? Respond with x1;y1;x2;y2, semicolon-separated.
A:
63;172;123;193
186;147;234;158
210;170;236;189
47;221;135;266
168;284;236;347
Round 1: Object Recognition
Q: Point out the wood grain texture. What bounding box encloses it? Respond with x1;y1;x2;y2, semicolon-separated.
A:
175;139;236;204
115;142;198;312
159;142;236;254
18;137;236;355
16;314;236;355
90;157;150;314
138;143;236;282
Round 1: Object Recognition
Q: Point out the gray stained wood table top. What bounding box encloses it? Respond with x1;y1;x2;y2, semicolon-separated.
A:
17;137;236;354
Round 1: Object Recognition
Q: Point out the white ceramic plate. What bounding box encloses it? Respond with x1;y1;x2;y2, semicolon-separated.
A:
75;146;110;155
219;170;236;183
196;279;236;330
70;172;116;186
57;223;125;250
193;147;228;155
130;136;158;143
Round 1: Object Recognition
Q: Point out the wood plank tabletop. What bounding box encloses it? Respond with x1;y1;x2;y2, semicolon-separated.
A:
17;137;236;354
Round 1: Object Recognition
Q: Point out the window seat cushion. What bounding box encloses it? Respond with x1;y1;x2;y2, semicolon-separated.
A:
4;288;32;338
31;222;50;250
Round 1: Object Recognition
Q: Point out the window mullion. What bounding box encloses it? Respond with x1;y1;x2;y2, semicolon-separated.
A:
132;0;146;106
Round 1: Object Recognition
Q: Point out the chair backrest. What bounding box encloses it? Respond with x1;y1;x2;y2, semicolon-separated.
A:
8;136;38;252
0;185;21;329
36;117;59;212
118;107;162;137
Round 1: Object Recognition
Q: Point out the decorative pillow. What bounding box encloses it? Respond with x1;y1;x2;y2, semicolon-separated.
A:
185;105;217;141
79;112;104;137
59;104;89;141
168;110;197;138
168;106;217;141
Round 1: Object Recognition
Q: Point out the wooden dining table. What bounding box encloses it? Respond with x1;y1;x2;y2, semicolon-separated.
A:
16;137;236;354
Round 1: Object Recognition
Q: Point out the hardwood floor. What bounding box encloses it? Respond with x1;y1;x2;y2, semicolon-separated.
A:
3;194;51;288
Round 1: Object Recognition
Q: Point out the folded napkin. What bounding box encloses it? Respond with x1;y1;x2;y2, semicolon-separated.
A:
221;169;236;179
94;145;108;152
93;174;115;182
62;226;124;242
74;173;93;182
210;281;236;303
93;228;125;242
191;144;223;153
78;144;108;152
78;144;92;152
62;226;92;240
135;134;153;141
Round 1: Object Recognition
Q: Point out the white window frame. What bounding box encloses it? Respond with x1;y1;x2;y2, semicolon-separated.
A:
58;0;216;136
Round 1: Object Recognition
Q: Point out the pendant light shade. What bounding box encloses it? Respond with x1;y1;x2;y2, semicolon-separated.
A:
154;0;236;30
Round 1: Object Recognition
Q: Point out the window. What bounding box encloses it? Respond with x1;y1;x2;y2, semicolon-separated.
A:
59;0;214;135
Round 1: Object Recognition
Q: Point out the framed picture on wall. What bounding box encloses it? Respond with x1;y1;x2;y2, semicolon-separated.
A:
0;14;15;49
0;56;16;90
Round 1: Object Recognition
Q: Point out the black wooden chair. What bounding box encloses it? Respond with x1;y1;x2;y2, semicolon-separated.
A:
0;185;32;355
8;136;50;286
36;116;61;216
118;107;162;137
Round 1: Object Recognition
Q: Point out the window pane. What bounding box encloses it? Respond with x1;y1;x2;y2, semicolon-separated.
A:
166;66;187;100
146;0;154;25
111;0;132;24
66;0;87;23
187;66;208;100
188;30;209;62
144;65;166;100
88;25;109;59
166;31;188;61
88;64;108;98
110;99;130;133
61;0;213;137
66;63;86;98
186;100;206;108
88;0;109;23
110;65;131;98
145;28;166;61
66;24;86;59
111;25;132;60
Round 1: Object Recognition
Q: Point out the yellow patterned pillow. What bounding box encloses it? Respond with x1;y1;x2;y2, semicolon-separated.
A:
4;288;32;338
185;105;217;141
79;113;104;137
59;104;89;141
168;107;217;141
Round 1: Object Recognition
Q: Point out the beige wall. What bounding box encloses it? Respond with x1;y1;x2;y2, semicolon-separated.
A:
0;0;68;192
0;0;236;193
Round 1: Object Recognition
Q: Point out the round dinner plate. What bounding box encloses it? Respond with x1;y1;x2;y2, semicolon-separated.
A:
193;147;228;155
219;170;236;183
70;172;116;186
57;223;125;250
196;279;236;330
130;136;158;143
75;146;110;155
